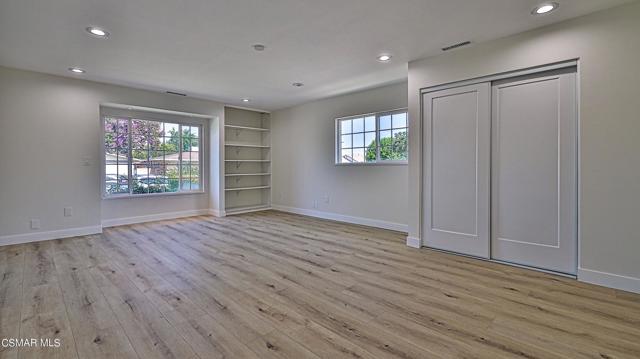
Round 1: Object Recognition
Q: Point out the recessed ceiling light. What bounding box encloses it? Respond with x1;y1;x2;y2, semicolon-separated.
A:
292;82;304;87
377;54;392;62
68;67;85;74
241;98;250;102
253;44;266;51
86;26;109;38
532;2;558;15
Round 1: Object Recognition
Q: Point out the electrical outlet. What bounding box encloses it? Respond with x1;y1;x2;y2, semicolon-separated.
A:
64;207;73;217
323;195;330;204
30;219;41;230
312;200;318;209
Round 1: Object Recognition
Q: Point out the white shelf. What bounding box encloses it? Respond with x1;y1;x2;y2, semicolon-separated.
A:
225;205;271;215
224;159;270;162
225;173;271;177
225;143;270;148
224;107;271;213
225;186;271;191
225;125;270;132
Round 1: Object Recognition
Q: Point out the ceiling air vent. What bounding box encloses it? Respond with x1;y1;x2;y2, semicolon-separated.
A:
166;91;187;96
442;41;471;52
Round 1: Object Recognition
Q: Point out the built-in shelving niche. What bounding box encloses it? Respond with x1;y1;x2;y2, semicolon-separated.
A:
223;107;271;215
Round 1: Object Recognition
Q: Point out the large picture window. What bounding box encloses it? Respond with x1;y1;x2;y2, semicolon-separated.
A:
336;109;407;164
103;116;202;197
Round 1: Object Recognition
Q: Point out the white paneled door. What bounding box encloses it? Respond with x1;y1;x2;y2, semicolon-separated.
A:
491;71;577;274
422;83;491;258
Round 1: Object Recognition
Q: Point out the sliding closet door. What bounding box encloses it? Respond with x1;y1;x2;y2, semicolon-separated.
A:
491;71;577;274
422;83;491;258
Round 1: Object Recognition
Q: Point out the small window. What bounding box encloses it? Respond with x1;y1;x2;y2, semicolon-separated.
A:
104;116;202;197
336;109;407;164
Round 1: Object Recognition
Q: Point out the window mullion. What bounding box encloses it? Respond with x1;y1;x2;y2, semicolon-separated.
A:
128;118;133;195
178;124;183;192
376;114;381;162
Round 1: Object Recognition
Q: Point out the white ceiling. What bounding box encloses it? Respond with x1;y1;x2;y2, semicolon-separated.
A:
0;0;633;110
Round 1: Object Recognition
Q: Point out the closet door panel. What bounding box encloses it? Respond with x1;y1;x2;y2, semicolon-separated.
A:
491;72;577;274
422;83;491;258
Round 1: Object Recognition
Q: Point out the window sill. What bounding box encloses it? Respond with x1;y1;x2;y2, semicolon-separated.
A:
102;190;206;200
334;161;408;166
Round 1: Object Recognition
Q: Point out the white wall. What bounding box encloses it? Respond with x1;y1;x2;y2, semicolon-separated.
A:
408;2;640;291
0;66;224;240
271;82;408;231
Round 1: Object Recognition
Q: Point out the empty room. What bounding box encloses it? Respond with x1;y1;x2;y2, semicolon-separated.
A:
1;0;639;358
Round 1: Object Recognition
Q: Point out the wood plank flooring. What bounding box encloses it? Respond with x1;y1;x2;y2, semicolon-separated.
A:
1;210;639;358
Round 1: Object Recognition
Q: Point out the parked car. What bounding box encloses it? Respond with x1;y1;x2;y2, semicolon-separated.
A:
135;175;170;191
105;174;129;193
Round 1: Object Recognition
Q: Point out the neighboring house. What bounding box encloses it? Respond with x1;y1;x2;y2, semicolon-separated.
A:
146;150;199;176
104;152;135;176
106;149;199;178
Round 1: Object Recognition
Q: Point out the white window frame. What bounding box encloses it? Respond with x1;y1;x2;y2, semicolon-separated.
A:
101;114;205;199
335;108;408;165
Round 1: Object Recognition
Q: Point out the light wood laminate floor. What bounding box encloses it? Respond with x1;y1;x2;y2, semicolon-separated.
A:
1;211;639;359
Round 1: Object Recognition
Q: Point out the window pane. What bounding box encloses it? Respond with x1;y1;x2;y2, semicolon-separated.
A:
105;118;117;133
365;116;376;132
163;137;179;156
340;134;352;148
380;145;393;160
181;179;192;191
380;130;392;141
339;148;352;163
392;144;408;161
191;164;200;190
340;119;352;134
392;112;407;128
181;160;192;191
105;119;129;149
133;176;150;194
392;128;407;139
167;177;179;192
352;132;364;147
167;160;179;192
379;130;392;160
364;132;376;148
352;148;365;163
183;128;197;152
104;118;131;196
392;127;408;161
105;163;128;195
191;126;200;138
352;117;364;133
365;147;376;162
380;115;392;130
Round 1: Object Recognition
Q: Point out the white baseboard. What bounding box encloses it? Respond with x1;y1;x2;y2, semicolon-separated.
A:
101;209;211;228
208;209;223;217
406;236;421;248
578;268;640;294
0;225;103;246
272;205;408;232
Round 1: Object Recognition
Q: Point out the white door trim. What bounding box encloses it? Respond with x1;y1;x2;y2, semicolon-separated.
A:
420;60;578;95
